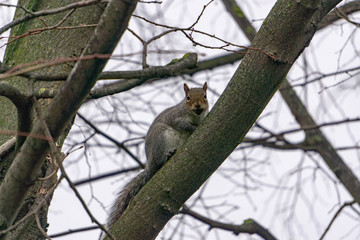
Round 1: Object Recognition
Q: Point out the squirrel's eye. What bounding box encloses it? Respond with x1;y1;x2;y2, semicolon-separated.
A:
186;96;190;101
204;94;207;99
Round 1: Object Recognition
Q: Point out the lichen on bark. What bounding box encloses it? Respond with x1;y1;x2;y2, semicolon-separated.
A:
0;0;105;238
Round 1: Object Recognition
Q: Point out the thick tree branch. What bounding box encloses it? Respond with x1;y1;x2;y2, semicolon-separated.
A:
30;0;360;98
107;1;340;239
0;0;139;232
0;83;32;150
279;81;360;205
1;1;358;81
221;0;360;206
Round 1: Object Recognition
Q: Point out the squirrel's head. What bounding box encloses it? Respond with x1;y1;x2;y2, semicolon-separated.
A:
184;82;209;116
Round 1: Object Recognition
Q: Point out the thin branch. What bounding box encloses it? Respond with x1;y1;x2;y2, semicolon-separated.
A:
0;52;196;83
73;167;140;186
139;1;162;3
49;225;99;238
333;7;360;27
3;7;77;48
0;175;62;237
258;117;360;142
0;0;102;35
132;14;275;60
34;52;198;99
283;65;360;89
2;21;97;49
0;137;16;159
0;54;111;80
241;137;314;151
31;96;115;240
77;113;144;167
188;0;214;29
2;0;358;82
319;201;356;240
35;214;52;240
181;206;277;240
103;1;345;239
0;0;139;230
221;0;360;207
318;2;360;29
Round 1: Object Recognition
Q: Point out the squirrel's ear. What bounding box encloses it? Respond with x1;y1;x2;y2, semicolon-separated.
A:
203;82;207;92
184;83;190;94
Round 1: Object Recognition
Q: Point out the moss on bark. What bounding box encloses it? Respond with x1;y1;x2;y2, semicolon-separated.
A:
0;0;105;238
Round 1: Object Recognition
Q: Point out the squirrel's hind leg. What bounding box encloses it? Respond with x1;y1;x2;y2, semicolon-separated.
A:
166;148;177;160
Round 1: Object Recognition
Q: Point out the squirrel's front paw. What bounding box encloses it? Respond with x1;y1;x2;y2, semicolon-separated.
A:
166;148;177;160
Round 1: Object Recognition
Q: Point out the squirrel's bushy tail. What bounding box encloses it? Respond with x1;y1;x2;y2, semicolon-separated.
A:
106;169;152;228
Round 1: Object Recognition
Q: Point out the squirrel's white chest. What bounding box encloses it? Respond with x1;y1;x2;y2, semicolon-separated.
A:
163;128;189;148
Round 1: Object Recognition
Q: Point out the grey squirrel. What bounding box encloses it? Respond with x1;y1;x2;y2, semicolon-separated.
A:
105;82;209;233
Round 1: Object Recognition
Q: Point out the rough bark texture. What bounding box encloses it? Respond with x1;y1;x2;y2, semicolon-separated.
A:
106;0;342;239
221;0;360;207
0;0;107;239
0;0;104;239
0;1;139;238
0;0;104;145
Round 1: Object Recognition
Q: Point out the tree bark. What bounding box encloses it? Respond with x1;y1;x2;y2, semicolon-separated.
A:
221;0;360;206
107;0;342;239
0;1;106;238
0;0;115;239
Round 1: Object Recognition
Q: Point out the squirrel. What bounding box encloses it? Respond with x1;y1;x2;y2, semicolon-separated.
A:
104;82;209;233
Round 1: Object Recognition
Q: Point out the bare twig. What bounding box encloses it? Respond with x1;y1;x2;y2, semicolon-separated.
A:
3;7;76;47
319;201;356;240
244;117;360;148
0;137;16;159
73;167;140;186
0;53;111;80
283;65;360;89
132;14;275;60
0;0;138;231
35;214;52;240
31;96;115;240
0;0;102;35
139;0;162;3
221;0;360;207
189;0;214;29
33;52;198;99
334;7;360;27
318;1;360;29
77;113;144;167
2;23;97;49
181;205;277;240
0;177;62;237
49;225;99;238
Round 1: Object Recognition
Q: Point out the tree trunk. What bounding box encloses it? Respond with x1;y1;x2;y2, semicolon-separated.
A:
0;0;105;239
